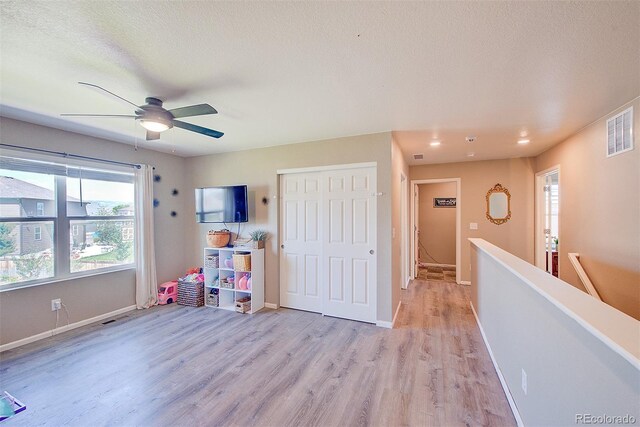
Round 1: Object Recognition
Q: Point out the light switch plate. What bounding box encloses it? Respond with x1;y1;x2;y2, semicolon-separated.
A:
470;223;478;230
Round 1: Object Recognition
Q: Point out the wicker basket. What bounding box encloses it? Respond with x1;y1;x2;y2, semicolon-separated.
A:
233;254;251;271
177;280;204;307
207;231;231;248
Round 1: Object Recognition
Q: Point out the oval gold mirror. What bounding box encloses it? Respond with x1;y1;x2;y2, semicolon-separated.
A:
486;183;511;225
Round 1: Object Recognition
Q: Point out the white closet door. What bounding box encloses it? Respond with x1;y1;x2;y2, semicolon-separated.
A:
279;172;323;312
322;167;377;323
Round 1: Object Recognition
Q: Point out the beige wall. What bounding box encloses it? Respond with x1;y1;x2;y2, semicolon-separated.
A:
410;158;535;282
185;132;396;322
390;137;409;318
418;182;456;265
0;118;187;346
535;98;640;320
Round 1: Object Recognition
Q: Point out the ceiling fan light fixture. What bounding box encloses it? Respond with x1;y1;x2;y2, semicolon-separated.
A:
139;119;171;133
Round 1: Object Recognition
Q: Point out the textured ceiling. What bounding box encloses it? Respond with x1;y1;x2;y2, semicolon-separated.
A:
1;1;638;162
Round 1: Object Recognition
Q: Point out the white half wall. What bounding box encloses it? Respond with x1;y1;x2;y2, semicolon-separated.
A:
470;238;639;426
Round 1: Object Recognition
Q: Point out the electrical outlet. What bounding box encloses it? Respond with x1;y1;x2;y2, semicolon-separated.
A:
470;222;478;230
521;369;528;395
51;299;62;311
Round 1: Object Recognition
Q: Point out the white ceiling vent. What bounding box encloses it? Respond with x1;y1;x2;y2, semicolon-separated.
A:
607;106;633;157
413;153;424;160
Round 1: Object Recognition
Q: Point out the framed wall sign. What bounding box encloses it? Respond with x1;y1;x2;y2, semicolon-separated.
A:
434;197;456;208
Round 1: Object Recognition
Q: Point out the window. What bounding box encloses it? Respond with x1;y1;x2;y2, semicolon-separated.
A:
0;155;136;289
607;106;634;157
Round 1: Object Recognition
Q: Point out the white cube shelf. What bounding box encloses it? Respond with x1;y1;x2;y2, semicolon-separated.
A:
203;247;264;314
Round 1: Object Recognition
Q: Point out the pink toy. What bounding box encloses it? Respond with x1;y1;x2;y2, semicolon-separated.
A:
158;281;178;305
224;258;233;268
247;276;252;290
238;274;248;290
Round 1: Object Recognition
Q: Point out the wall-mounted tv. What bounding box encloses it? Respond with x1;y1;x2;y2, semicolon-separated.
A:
195;185;248;223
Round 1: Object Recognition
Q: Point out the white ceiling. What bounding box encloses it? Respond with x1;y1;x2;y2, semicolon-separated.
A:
1;1;638;163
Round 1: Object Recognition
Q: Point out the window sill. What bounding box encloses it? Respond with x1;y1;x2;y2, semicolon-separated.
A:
0;265;136;293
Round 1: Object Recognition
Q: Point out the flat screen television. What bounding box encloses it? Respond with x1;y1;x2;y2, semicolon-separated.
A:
195;185;248;223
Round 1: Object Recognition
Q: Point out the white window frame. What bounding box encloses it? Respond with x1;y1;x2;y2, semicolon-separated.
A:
34;225;42;241
72;224;79;236
0;154;136;292
36;202;44;216
606;106;634;158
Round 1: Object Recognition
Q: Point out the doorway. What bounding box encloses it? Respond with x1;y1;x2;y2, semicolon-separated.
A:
535;167;560;276
410;178;461;284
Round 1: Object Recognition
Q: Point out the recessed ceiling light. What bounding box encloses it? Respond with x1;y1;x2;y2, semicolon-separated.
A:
430;141;441;147
465;136;476;143
517;139;530;144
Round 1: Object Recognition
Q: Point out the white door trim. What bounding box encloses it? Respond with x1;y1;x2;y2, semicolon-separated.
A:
400;173;409;289
535;165;561;271
410;178;462;284
277;162;377;175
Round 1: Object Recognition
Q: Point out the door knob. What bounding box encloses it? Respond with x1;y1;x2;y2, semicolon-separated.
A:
369;250;375;254
281;244;285;249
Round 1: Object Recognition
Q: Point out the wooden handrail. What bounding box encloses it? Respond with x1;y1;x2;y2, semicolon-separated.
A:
568;253;602;301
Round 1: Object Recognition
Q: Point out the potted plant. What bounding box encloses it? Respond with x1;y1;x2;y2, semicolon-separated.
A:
249;229;268;249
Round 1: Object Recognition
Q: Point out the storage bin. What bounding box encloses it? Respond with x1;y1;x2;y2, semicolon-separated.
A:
205;255;219;268
177;280;204;307
235;298;251;313
233;254;251;271
207;293;219;307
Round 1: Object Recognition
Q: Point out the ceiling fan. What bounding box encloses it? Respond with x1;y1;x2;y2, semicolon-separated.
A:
62;82;223;140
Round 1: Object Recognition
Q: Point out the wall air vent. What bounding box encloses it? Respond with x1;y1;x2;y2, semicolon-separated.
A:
607;106;633;157
413;153;424;160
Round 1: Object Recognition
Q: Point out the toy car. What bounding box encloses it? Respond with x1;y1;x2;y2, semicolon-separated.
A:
158;281;178;305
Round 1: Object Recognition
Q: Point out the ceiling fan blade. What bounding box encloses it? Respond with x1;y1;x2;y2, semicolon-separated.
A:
61;113;138;118
168;104;218;119
78;82;141;109
146;131;161;141
172;120;224;139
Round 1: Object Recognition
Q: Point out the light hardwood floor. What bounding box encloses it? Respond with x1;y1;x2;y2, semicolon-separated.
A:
0;279;515;426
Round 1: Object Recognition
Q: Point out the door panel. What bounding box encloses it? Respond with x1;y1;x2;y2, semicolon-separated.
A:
279;173;323;312
323;167;377;323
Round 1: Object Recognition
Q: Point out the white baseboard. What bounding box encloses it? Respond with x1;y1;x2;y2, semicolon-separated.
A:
470;303;524;427
376;301;402;329
264;303;278;310
459;280;471;286
0;305;136;353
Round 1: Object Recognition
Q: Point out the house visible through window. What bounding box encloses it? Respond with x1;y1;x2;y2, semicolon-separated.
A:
0;155;136;289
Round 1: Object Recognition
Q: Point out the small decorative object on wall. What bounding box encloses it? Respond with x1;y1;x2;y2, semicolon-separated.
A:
154;174;161;182
486;183;511;225
261;196;268;205
171;211;177;217
434;197;456;208
153;198;160;208
172;189;179;196
249;229;268;249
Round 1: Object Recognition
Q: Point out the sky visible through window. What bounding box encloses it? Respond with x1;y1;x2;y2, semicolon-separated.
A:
1;170;133;203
